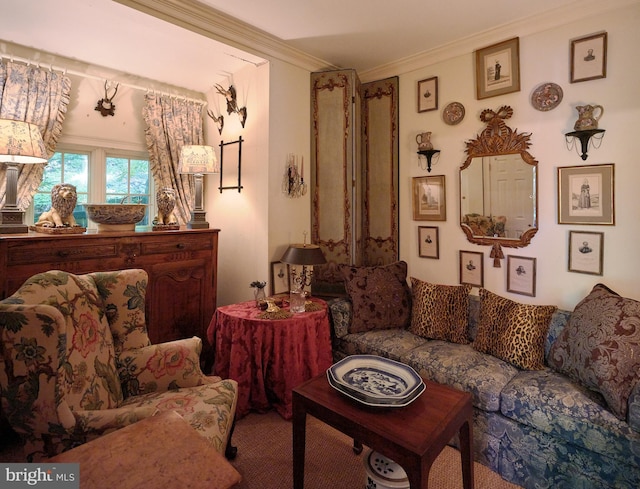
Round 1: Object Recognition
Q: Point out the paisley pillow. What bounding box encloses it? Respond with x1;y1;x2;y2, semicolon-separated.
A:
473;289;556;370
408;278;471;344
339;261;411;333
548;284;640;420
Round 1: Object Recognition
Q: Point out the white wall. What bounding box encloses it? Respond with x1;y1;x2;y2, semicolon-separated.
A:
399;2;640;310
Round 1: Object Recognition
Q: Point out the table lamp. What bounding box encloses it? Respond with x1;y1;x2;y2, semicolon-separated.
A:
280;241;326;313
178;144;219;229
0;119;47;234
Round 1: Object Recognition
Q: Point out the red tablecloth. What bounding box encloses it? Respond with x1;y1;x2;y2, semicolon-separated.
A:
207;298;333;420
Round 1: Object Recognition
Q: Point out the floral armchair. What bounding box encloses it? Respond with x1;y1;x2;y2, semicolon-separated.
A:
0;269;237;462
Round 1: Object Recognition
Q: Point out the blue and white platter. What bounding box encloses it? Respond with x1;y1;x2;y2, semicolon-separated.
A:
327;355;424;406
327;372;425;408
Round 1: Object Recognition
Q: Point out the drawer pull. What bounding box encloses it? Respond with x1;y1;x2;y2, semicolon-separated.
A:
57;250;70;258
177;243;185;249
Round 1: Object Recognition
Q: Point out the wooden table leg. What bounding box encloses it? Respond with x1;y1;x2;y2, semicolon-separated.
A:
292;397;307;489
459;419;475;489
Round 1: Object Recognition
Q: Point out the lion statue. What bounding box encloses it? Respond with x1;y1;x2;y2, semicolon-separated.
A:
35;183;80;228
153;187;178;226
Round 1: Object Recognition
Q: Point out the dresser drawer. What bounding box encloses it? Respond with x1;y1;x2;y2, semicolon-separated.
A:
7;241;119;265
140;234;213;255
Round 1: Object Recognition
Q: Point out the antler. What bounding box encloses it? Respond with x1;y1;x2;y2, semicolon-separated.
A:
104;81;119;102
207;109;224;135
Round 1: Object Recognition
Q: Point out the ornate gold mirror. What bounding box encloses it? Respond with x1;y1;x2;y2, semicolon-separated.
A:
459;106;538;266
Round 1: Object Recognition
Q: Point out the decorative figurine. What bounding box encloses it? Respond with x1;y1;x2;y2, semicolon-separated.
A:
152;187;179;230
35;183;83;229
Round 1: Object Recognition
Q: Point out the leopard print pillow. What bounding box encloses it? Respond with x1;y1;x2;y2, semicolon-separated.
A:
473;289;557;370
409;278;471;344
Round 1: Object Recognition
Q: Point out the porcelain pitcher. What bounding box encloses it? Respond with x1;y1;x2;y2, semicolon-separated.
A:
574;104;604;131
416;131;433;151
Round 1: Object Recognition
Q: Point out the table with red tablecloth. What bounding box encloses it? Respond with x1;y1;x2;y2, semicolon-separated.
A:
207;298;333;420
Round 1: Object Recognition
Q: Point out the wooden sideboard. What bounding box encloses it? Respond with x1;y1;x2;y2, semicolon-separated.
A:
0;228;219;364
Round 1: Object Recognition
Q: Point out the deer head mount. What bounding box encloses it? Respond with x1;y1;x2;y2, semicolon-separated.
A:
95;81;119;117
212;83;247;129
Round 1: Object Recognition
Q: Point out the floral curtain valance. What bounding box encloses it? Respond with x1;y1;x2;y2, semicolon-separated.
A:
143;93;205;226
0;61;71;209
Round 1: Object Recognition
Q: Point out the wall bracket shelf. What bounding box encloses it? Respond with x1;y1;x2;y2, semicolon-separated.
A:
417;149;441;172
564;129;605;160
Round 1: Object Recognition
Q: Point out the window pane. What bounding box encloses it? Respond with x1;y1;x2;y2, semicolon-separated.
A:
106;157;129;194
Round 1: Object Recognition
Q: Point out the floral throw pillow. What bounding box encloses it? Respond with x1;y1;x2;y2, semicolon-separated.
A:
548;284;640;420
473;289;557;370
408;278;471;344
339;261;411;333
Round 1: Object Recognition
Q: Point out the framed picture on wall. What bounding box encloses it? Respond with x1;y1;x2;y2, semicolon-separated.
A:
418;226;439;258
412;175;446;221
570;32;607;83
417;76;438;112
459;250;484;287
270;261;290;295
475;37;520;99
557;163;614;225
507;255;537;297
568;230;604;275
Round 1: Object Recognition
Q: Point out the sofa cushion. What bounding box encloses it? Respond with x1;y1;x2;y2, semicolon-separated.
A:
333;328;427;363
401;341;519;412
473;289;557;370
338;261;411;333
501;369;640;470
548;283;640;421
409;278;471;344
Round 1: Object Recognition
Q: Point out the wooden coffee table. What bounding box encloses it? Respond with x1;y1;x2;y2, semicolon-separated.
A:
292;373;474;489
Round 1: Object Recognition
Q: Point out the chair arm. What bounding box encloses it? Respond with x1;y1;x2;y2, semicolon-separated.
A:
116;337;208;398
72;405;158;435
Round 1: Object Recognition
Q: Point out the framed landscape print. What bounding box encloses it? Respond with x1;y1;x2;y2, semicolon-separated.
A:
270;261;290;295
475;37;520;99
418;226;439;258
557;164;614;225
568;230;604;275
412;175;446;221
571;32;607;83
507;255;537;297
459;250;484;287
417;76;438;112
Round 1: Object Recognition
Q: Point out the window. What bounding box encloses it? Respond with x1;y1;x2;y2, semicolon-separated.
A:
31;146;153;228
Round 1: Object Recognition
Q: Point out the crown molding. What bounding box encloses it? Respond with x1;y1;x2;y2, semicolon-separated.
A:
114;0;337;72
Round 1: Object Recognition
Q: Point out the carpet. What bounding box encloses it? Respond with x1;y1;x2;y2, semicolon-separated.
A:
230;410;521;488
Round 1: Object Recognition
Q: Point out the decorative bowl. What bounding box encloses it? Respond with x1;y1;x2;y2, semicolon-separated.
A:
83;203;147;232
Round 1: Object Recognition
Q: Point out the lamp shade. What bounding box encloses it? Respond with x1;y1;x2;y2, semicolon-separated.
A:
280;244;327;266
178;145;219;174
0;119;47;163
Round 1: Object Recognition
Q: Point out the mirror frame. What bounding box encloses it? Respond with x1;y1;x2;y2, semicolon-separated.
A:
459;106;538;252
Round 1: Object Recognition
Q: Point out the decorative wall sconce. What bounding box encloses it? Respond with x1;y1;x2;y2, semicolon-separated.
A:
416;131;440;172
214;84;247;128
282;153;307;198
178;145;219;229
218;137;244;193
565;104;605;160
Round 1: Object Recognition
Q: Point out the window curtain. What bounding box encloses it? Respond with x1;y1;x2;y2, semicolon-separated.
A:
0;61;71;209
142;93;205;226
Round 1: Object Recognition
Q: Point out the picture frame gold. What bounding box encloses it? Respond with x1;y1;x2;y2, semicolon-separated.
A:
270;261;290;295
418;226;439;258
417;76;438;112
557;164;614;225
568;230;604;275
570;32;607;83
507;255;537;297
459;250;484;287
475;37;520;100
412;175;446;221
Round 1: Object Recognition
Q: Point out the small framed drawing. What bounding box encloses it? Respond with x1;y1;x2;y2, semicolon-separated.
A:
412;175;446;221
570;32;607;83
557;163;614;225
475;37;520;99
270;261;290;295
568;231;604;275
418;226;439;258
459;250;484;287
507;255;537;297
417;76;438;112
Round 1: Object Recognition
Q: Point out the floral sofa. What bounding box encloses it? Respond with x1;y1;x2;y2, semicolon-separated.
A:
0;269;238;462
329;261;640;489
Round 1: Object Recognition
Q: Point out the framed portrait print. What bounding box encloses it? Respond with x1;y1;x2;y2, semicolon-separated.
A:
417;76;438;112
557;164;614;225
459;250;484;287
507;255;537;297
270;261;290;295
571;32;607;83
568;231;604;275
418;226;439;258
475;37;520;99
412;175;446;221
